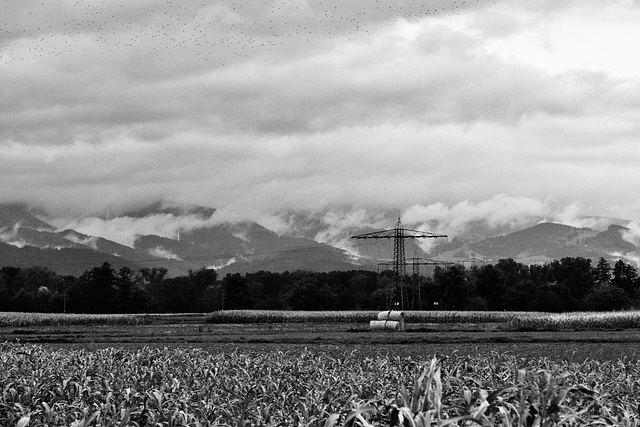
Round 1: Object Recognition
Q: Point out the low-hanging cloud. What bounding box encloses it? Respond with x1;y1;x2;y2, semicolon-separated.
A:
51;212;224;248
148;246;182;261
621;222;640;248
401;196;626;254
63;232;99;250
0;223;27;248
404;195;551;237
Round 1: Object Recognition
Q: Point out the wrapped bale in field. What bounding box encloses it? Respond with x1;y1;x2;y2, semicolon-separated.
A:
372;311;406;331
377;310;405;321
369;320;401;331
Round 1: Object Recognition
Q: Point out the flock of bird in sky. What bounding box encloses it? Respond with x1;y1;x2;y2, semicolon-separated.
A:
1;0;477;66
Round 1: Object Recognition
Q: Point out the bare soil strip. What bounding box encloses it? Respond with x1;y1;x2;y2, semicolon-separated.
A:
3;318;640;361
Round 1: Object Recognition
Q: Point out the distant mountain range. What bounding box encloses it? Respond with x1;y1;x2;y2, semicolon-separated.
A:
0;202;638;276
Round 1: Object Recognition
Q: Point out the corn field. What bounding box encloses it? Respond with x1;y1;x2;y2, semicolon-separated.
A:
508;311;640;330
5;310;640;329
205;309;640;330
2;342;640;426
204;310;524;324
0;312;147;328
205;310;379;324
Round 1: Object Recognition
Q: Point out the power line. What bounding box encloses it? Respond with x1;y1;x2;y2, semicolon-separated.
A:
351;217;447;310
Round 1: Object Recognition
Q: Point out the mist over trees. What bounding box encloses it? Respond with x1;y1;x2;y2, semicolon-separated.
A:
1;257;639;314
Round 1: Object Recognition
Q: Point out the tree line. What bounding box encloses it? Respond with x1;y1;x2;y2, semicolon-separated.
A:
0;256;639;313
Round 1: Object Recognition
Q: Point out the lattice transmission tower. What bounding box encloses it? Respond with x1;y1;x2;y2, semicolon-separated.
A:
351;217;447;310
378;257;453;310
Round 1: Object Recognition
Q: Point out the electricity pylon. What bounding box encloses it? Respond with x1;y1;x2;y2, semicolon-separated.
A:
351;218;447;310
378;257;453;310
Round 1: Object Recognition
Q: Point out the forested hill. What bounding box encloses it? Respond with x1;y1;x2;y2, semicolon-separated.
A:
1;202;639;277
1;256;638;314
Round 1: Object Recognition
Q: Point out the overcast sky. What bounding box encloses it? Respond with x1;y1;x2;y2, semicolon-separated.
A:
2;0;640;236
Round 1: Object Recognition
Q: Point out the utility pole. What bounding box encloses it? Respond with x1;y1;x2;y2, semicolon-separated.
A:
352;218;447;311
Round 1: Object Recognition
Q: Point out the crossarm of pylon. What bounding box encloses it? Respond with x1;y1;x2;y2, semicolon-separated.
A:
351;228;397;239
410;259;454;266
351;229;447;239
402;228;448;238
380;258;453;267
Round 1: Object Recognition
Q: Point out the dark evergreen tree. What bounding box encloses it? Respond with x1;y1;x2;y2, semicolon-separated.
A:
594;257;612;287
71;262;119;313
612;260;639;298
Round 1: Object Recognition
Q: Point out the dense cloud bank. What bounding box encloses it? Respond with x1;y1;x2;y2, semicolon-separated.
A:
2;0;640;224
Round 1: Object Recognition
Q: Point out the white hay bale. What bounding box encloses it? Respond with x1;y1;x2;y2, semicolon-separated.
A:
369;320;400;331
377;310;405;321
376;311;406;331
